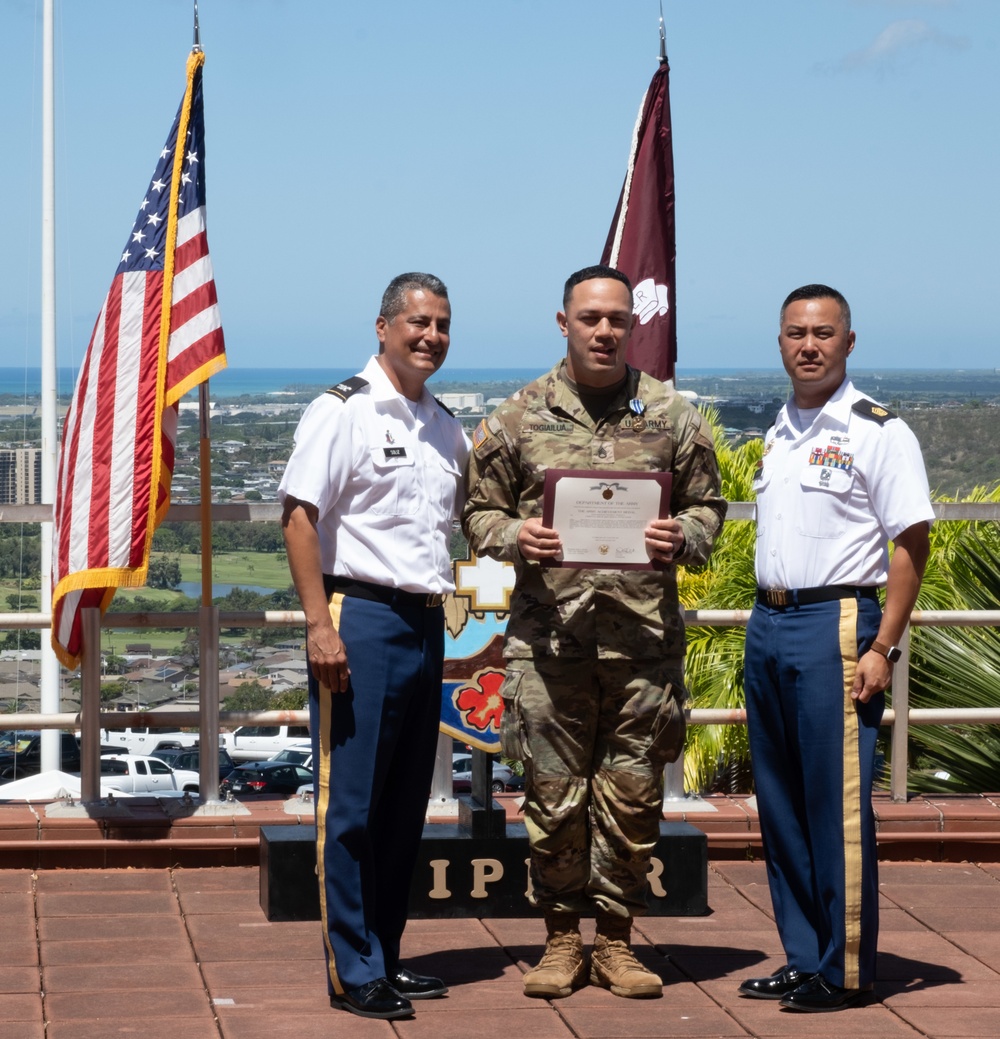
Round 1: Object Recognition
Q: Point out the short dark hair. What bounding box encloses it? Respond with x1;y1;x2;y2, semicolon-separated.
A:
562;265;633;309
380;272;449;322
780;283;851;331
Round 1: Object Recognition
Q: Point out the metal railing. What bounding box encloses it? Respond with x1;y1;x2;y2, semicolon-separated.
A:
1;500;998;803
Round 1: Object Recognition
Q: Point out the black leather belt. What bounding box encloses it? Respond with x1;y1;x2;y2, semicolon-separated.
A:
756;585;879;608
324;575;444;608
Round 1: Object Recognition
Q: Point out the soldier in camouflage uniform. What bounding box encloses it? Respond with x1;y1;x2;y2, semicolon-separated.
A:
462;266;726;1000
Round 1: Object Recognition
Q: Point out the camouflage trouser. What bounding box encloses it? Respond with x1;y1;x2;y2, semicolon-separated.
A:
500;655;686;918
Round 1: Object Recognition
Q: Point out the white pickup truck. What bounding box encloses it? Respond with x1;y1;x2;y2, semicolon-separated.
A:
98;727;202;756
99;754;201;795
222;724;311;762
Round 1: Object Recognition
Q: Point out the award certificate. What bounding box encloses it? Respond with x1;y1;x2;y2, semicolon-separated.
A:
541;469;672;570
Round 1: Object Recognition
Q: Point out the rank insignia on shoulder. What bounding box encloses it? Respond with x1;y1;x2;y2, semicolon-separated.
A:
326;376;368;402
852;398;896;425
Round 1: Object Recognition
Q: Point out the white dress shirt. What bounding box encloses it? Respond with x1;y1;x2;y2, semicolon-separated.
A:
278;355;470;594
753;379;934;590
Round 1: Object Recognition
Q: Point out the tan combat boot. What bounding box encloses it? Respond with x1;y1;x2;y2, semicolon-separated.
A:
590;912;662;998
523;912;586;998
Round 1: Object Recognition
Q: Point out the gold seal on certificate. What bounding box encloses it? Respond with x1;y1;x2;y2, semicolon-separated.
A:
541;469;672;570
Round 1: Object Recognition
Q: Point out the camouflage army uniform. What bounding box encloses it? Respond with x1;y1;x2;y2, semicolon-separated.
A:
462;360;725;918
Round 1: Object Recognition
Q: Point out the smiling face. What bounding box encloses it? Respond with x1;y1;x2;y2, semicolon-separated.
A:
557;277;636;389
779;296;855;408
375;288;451;400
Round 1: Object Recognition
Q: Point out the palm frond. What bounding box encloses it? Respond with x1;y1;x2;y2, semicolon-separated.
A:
900;484;1000;793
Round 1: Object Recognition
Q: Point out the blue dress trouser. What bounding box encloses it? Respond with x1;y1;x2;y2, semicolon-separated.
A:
744;593;883;990
308;591;443;995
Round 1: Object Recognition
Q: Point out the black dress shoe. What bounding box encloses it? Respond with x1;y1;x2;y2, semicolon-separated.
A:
779;973;866;1012
389;967;449;999
329;978;414;1019
738;965;817;999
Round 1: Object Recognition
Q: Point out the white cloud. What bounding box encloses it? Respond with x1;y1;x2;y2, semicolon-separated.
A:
834;19;969;71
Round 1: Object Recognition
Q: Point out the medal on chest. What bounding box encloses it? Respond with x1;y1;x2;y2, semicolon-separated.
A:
628;398;647;433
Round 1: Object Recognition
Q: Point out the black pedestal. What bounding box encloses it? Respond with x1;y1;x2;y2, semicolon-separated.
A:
260;820;708;921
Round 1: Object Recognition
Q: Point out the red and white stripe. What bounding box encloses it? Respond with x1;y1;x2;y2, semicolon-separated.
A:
53;267;166;660
166;205;224;405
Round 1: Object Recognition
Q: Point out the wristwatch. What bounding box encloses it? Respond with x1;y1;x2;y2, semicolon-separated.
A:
870;640;902;663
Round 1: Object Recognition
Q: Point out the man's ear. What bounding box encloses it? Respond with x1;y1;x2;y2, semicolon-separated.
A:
556;311;569;338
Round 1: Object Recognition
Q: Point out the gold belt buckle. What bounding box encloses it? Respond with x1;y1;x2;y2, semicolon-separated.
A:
764;588;791;607
426;593;444;608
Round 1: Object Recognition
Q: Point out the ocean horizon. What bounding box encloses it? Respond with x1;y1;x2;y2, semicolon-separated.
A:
3;365;997;401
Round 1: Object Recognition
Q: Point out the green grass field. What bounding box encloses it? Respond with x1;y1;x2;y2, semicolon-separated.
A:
176;552;291;589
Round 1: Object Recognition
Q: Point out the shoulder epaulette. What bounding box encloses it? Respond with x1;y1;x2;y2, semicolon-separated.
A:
851;398;896;425
434;397;456;417
326;376;368;402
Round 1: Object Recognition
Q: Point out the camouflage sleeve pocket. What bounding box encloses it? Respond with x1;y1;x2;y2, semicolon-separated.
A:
499;668;527;762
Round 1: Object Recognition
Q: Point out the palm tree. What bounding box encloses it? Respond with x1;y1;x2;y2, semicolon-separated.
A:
903;483;1000;792
679;410;760;793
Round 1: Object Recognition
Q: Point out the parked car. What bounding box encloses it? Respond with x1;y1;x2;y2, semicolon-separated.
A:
98;727;202;756
451;753;513;795
222;724;311;762
150;746;238;782
146;746;183;768
220;761;314;798
268;741;312;770
0;732;83;780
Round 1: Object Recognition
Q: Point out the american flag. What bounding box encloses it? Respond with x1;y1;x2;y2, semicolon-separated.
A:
52;50;226;669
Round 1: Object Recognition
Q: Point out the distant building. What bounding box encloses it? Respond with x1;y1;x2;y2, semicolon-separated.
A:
0;448;41;505
439;392;484;412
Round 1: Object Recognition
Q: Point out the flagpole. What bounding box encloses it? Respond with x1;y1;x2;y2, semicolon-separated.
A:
193;4;210;620
198;379;221;800
39;0;61;774
191;2;221;800
600;4;677;383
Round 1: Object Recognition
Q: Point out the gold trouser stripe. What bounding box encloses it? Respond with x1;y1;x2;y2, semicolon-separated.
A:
317;592;344;995
839;598;863;990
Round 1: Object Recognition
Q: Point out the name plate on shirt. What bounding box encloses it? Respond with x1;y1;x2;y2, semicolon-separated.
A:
541;469;672;570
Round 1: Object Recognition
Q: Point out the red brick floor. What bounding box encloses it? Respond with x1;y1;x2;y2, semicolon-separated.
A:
4;859;1000;1038
5;792;1000;1036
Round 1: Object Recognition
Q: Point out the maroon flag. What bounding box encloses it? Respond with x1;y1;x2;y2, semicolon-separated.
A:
601;59;676;382
51;50;226;669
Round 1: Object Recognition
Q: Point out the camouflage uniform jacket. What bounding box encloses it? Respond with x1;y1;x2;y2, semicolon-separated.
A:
462;361;726;662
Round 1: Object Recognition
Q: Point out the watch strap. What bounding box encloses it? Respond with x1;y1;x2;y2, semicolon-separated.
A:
871;640;902;663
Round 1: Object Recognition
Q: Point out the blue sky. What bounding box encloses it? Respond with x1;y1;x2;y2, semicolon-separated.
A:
3;0;998;377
